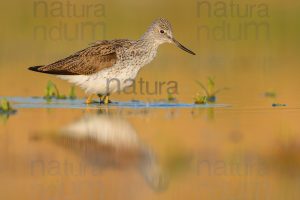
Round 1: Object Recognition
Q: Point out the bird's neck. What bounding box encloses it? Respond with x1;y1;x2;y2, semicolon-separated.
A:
137;37;160;49
133;38;159;66
135;36;160;57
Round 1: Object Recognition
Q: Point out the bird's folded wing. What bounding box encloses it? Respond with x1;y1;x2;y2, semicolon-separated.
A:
36;40;119;75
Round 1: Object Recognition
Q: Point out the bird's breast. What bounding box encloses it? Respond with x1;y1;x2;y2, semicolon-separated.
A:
118;47;158;68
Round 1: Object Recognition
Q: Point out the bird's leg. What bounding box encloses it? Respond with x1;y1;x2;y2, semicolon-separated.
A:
85;94;95;104
103;94;111;105
97;94;103;104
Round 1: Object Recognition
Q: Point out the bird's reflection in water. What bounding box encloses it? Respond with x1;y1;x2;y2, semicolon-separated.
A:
54;111;168;192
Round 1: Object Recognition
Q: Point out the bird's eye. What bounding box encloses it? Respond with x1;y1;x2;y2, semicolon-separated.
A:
160;30;165;34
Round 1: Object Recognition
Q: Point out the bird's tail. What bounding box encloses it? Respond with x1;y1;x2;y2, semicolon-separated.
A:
28;65;45;73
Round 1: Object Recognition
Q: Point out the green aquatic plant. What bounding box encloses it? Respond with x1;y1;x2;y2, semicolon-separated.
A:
194;94;207;104
194;77;229;104
69;85;77;100
44;81;77;102
0;98;15;113
0;98;17;122
167;92;176;102
44;80;66;101
1;98;10;112
264;90;287;107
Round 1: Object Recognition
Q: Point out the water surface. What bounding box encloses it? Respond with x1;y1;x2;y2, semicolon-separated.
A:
1;98;300;200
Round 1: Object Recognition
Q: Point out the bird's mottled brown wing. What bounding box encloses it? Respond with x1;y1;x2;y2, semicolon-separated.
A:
30;40;130;75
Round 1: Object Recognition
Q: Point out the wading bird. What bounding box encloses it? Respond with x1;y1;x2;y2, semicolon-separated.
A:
29;18;195;104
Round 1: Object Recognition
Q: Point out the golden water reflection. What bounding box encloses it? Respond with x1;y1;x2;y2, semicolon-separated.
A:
1;107;300;199
50;112;168;192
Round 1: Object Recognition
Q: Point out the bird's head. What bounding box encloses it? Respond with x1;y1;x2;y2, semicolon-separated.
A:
142;18;195;55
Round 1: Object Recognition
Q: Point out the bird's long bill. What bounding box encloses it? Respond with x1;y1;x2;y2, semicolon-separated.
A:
172;38;196;55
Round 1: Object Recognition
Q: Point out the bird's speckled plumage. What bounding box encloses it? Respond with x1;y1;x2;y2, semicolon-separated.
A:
29;18;195;95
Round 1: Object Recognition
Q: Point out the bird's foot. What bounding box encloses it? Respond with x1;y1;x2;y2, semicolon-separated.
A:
100;100;112;105
101;96;112;105
85;100;92;104
85;94;95;104
86;100;99;104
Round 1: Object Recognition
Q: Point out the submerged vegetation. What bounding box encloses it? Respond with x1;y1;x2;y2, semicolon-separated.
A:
194;77;229;104
44;81;77;102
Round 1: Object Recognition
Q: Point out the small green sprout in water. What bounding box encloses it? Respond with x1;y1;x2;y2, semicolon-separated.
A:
44;80;66;101
0;98;17;117
1;99;10;112
44;81;81;102
194;77;229;104
69;85;77;100
167;91;177;102
1;98;14;112
194;94;207;104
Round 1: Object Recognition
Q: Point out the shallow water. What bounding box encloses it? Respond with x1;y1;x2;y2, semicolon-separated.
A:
4;97;230;109
1;97;300;200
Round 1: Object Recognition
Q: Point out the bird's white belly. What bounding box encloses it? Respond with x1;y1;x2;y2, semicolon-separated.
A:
58;64;141;95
